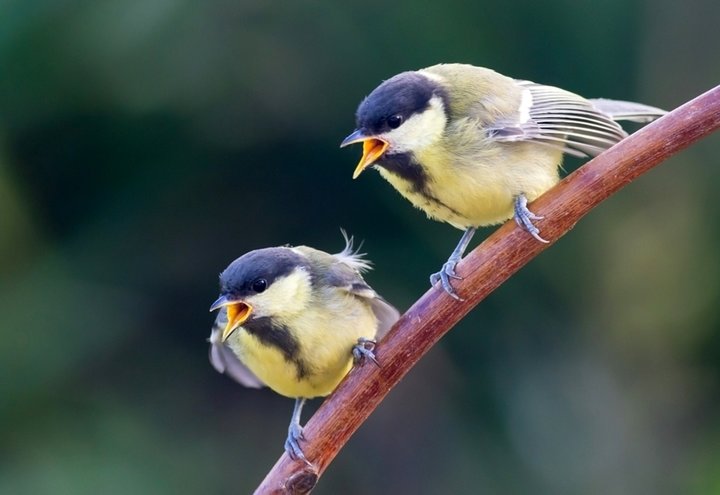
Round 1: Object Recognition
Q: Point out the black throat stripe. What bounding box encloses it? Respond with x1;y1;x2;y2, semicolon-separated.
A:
378;152;428;194
243;317;308;380
378;153;465;219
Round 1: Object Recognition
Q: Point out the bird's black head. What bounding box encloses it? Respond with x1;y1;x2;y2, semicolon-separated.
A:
218;247;307;299
355;71;446;135
210;247;312;343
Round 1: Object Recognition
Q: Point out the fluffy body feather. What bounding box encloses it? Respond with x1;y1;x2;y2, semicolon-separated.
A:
209;239;399;399
208;238;399;458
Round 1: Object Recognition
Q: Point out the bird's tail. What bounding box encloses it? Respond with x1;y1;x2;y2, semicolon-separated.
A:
589;98;667;123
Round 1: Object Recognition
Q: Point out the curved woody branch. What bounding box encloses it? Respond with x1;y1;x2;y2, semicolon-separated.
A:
255;85;720;494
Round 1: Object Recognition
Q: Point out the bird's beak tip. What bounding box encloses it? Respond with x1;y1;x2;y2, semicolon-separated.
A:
210;294;253;342
342;130;389;179
209;295;229;312
340;129;365;148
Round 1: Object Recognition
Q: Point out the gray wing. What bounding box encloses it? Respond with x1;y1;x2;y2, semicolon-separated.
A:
328;244;401;340
366;294;401;340
589;98;667;123
488;81;664;158
208;308;264;388
344;279;401;340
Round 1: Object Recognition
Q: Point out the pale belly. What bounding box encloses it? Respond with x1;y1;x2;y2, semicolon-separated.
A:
379;143;563;229
227;300;378;399
230;330;353;398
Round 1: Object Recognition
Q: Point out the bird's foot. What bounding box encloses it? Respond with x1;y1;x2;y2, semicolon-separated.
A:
285;421;307;461
430;259;464;301
352;337;379;367
514;195;549;243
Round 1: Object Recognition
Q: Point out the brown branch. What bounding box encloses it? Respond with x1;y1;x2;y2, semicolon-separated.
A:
255;85;720;494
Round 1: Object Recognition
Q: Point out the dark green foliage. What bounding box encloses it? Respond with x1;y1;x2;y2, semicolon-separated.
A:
1;1;719;493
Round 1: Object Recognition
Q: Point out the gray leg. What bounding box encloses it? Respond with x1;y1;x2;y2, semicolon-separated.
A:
352;337;379;367
514;194;549;243
429;227;477;300
284;397;307;460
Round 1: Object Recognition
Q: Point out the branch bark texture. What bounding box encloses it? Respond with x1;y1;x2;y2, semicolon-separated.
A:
255;85;720;494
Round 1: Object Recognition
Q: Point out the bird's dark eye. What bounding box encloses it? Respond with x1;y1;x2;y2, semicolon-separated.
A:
251;278;267;293
387;114;403;129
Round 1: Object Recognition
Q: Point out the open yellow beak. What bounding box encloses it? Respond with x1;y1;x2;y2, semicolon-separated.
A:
340;130;389;179
209;296;253;342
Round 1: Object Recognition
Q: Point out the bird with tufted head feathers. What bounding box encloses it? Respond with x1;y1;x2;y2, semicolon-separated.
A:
342;63;666;299
208;233;399;461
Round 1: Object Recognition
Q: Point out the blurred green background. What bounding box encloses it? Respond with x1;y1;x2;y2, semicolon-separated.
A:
2;0;719;493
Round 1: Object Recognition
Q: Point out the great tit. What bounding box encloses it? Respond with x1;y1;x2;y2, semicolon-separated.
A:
208;235;399;460
341;63;666;298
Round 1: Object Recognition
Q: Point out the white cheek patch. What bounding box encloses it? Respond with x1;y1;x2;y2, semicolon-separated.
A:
383;95;447;153
246;268;312;319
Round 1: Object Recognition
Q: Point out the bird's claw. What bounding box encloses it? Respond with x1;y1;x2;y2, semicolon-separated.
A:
430;260;464;301
353;337;379;367
285;422;307;461
514;195;549;243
